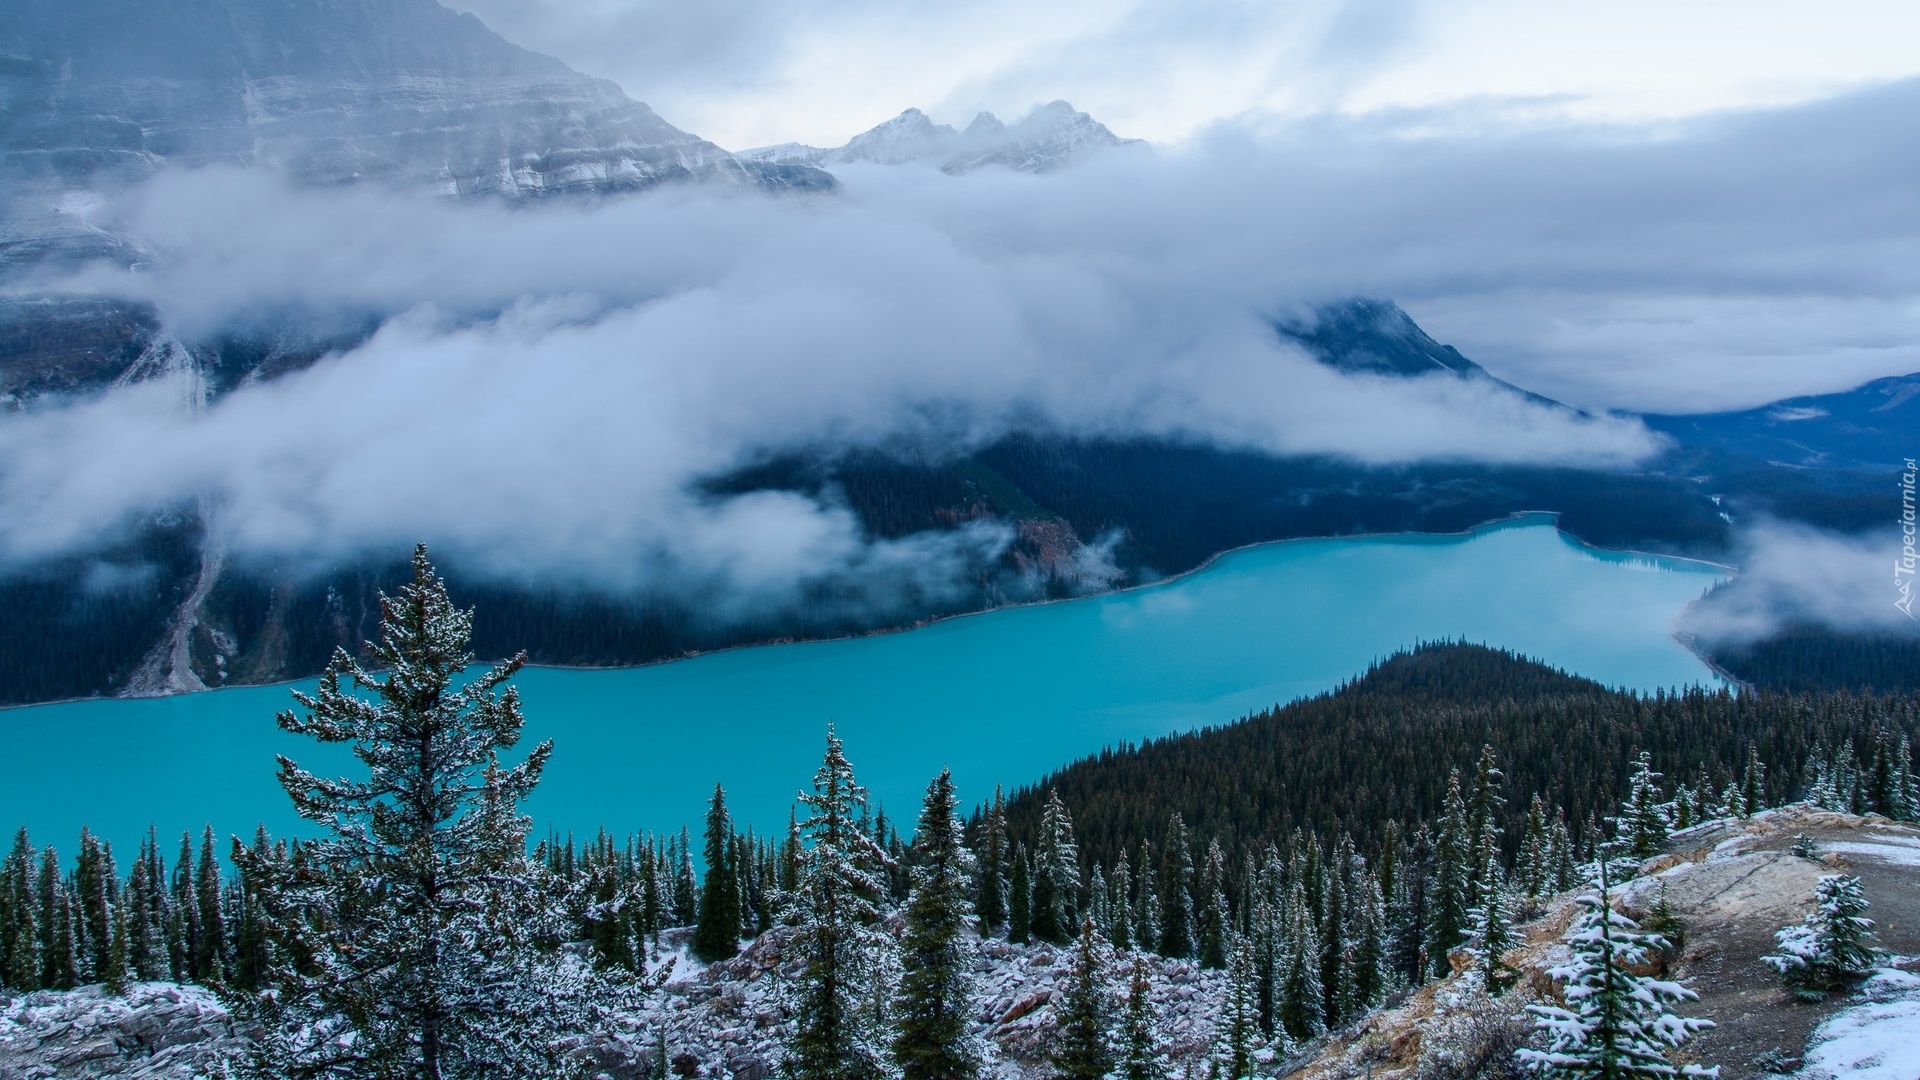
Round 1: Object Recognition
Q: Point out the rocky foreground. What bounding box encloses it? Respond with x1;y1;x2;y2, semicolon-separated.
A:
4;806;1915;1080
1288;805;1920;1080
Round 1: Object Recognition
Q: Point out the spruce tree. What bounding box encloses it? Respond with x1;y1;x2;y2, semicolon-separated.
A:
784;726;897;1080
232;545;626;1079
1763;874;1881;1001
38;846;76;990
1117;954;1167;1080
1386;826;1431;987
1050;919;1114;1080
1339;850;1388;1018
1110;853;1134;952
673;828;698;927
974;786;1009;935
195;825;226;984
1549;812;1579;894
1738;745;1766;817
1157;815;1195;959
169;831;197;982
73;829;118;985
694;784;741;963
1087;864;1111;936
1220;935;1261;1079
1465;744;1507;908
1197;839;1229;970
1467;878;1518;995
1008;845;1032;945
1613;752;1671;860
893;768;982;1080
1031;789;1081;945
1519;863;1715;1079
1;829;38;991
1276;879;1324;1042
1519;795;1553;905
1132;840;1160;952
1427;770;1471;978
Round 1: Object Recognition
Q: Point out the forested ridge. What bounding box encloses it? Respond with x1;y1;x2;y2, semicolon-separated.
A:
1000;643;1920;870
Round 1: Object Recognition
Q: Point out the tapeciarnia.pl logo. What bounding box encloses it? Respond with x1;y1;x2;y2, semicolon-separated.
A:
1900;457;1917;619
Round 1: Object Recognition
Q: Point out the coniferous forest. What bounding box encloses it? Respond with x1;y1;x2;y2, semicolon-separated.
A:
0;553;1915;1078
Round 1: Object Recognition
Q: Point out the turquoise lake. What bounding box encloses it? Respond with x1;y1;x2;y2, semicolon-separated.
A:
2;516;1726;856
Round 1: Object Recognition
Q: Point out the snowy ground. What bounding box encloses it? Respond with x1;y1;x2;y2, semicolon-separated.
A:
1799;962;1920;1080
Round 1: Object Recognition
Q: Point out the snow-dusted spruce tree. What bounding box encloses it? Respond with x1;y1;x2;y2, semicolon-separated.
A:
1219;934;1263;1079
1519;796;1554;905
693;783;741;963
1276;878;1325;1042
783;725;897;1080
1051;918;1115;1080
1466;876;1518;995
1158;815;1195;959
1428;770;1472;978
1110;853;1135;951
1520;860;1716;1079
974;786;1009;936
234;545;638;1080
1614;752;1671;860
1118;954;1168;1080
1737;746;1766;818
1031;788;1082;944
892;768;982;1080
1762;874;1881;1002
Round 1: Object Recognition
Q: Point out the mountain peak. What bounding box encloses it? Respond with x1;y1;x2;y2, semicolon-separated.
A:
1276;298;1484;379
740;100;1140;175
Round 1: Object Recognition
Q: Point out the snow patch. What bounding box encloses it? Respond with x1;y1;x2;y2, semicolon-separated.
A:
1801;963;1920;1080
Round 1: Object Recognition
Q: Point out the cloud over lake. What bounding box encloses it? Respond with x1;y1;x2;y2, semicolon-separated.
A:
5;81;1918;608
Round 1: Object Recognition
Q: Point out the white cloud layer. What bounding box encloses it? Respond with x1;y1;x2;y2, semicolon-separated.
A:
5;82;1917;606
1682;521;1920;644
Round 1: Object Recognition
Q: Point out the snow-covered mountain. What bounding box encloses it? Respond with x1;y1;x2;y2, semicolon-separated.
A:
740;101;1142;175
0;0;830;217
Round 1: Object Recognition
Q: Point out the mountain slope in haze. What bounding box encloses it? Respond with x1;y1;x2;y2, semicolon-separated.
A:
1644;372;1920;471
739;101;1142;174
0;0;830;227
0;302;1736;706
0;297;1895;706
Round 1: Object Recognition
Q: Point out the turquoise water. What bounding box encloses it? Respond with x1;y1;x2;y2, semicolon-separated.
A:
1;517;1725;857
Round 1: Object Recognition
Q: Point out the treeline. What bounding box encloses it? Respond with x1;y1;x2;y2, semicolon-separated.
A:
1706;623;1920;695
0;825;278;995
998;643;1920;870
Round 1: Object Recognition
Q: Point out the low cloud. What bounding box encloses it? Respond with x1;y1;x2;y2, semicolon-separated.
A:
6;82;1919;610
1682;521;1920;644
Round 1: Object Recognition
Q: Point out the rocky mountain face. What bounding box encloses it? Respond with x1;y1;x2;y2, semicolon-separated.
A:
4;807;1914;1079
739;101;1142;175
0;0;830;282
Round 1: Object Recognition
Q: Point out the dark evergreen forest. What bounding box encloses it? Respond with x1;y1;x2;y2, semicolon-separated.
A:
998;643;1920;871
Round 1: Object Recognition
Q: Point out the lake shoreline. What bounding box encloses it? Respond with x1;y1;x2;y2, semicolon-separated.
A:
0;511;1736;712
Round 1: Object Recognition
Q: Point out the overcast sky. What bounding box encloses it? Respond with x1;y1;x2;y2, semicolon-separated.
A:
446;0;1920;150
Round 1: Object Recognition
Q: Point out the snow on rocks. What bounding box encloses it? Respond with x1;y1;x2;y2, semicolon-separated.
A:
0;982;239;1080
